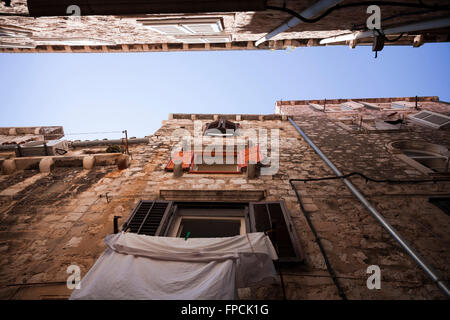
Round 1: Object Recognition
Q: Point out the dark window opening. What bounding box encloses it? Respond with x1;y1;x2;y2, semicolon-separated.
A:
429;197;450;216
178;219;241;238
204;118;240;136
403;150;449;173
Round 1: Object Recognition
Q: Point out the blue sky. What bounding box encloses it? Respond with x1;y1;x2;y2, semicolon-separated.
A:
0;43;449;140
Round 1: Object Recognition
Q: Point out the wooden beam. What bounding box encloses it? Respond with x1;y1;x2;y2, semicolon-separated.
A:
307;39;319;47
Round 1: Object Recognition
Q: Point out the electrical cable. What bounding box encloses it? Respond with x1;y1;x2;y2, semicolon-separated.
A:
289;171;450;300
290;171;450;184
374;28;406;42
267;1;450;24
290;172;450;298
289;180;348;300
351;9;437;30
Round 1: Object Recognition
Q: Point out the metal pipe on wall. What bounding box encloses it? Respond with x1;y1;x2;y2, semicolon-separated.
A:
288;117;450;298
320;17;450;45
255;0;345;46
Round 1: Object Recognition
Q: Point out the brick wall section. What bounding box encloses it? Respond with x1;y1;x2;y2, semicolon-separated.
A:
0;108;449;299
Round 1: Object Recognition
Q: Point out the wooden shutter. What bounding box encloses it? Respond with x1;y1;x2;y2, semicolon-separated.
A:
249;201;304;262
408;111;450;129
123;201;173;236
165;151;193;171
238;145;262;170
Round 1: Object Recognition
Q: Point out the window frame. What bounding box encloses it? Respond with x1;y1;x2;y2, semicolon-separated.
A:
165;145;262;174
388;140;450;175
188;150;242;174
122;200;304;263
168;216;247;237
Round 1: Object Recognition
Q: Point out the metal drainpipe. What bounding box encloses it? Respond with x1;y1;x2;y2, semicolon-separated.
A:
288;117;450;298
255;0;345;46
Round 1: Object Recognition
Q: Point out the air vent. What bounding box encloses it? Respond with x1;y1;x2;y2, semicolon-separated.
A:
408;111;450;129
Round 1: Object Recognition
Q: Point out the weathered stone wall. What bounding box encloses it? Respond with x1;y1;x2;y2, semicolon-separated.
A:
1;0;449;51
0;106;449;299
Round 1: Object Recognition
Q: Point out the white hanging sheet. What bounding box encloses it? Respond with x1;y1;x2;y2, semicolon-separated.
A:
70;232;278;300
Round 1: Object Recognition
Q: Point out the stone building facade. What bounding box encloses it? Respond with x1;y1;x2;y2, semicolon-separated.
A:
0;95;449;299
1;0;449;53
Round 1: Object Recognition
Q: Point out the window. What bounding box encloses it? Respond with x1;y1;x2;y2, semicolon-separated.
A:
402;149;449;173
190;151;241;173
122;200;304;262
408;111;450;129
309;102;362;113
360;101;416;111
169;216;246;238
139;18;223;35
340;101;364;111
336;116;406;132
389;141;450;174
204;119;240;137
165;146;262;174
391;101;415;109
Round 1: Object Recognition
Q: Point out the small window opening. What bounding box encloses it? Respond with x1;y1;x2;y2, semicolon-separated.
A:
177;218;242;238
204;118;240;137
